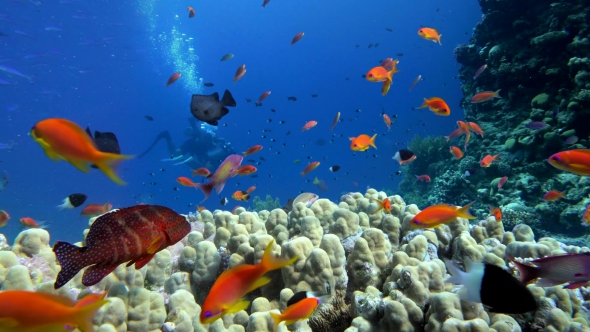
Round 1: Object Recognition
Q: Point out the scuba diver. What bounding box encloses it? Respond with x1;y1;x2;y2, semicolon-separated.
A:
137;117;235;171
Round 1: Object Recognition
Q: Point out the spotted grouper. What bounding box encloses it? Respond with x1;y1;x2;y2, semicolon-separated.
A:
53;204;190;289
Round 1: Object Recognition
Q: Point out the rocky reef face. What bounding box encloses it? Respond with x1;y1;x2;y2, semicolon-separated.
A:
399;0;590;241
2;191;590;331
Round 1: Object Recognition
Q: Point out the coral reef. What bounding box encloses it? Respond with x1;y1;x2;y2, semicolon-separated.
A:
251;195;282;212
1;190;590;331
398;0;590;242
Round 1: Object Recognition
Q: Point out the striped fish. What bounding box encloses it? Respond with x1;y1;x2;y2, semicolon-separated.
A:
53;204;190;289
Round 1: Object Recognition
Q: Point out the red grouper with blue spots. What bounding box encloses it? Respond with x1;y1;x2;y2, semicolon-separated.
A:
52;204;191;289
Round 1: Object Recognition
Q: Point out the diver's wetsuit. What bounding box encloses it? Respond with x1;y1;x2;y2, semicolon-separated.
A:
137;118;235;170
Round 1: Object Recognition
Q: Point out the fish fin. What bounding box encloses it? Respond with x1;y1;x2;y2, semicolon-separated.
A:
43;147;62;162
72;298;109;332
94;152;133;185
535;278;562;287
260;240;298;273
57;198;73;210
226;299;250;314
369;198;384;213
134;253;156;269
438;34;442;45
82;264;118;287
456;201;476;220
370;134;377;149
196;182;214;203
147;235;164;255
508;256;540;285
53;241;89;289
215;181;226;194
564;281;589;289
0;318;19;328
246;276;272;293
494;89;502;98
443;259;466;285
221;89;236;107
381;80;391;96
269;311;282;329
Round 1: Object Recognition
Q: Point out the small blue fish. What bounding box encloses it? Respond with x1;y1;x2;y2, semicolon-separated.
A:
0;141;14;150
0;65;30;80
44;26;62;31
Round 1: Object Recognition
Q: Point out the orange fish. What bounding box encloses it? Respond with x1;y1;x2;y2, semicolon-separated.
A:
233;165;258;176
270;291;329;329
445;128;463;141
166;72;181;86
197;206;207;212
19;217;42;228
246;186;256;194
411;202;476;228
177;176;198;189
231;205;241;214
498;176;508;189
383;114;391;131
366;61;399;96
200;240;298;324
467;122;484;137
409;75;422;92
256;90;271;106
330;112;340;131
380;58;395;70
415;174;431;182
262;0;270;8
370;197;391;213
0;290;108;332
234;64;246;83
457;121;472;151
80;202;111;217
415;97;450;116
31;118;132;185
450;146;463;160
489;205;502;222
302;121;317;131
350;134;377;152
582;204;590;226
242;145;263;156
301;161;320;176
187;6;195;18
0;210;9;227
471;90;501;103
291;32;304;45
543;190;566;201
480;154;500;167
548;149;590;176
232;190;250;202
192;167;211;177
418;27;442;45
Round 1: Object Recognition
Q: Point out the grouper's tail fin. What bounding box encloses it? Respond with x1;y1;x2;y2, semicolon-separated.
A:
53;241;88;289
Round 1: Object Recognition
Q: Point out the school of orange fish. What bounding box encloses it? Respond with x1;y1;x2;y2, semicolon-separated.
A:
1;1;590;331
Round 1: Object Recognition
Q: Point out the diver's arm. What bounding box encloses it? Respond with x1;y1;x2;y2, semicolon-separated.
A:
137;131;177;159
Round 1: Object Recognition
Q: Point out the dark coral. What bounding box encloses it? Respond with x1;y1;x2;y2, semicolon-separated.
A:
308;290;352;332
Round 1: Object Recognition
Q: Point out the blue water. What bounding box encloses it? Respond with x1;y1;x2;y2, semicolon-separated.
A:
0;0;480;243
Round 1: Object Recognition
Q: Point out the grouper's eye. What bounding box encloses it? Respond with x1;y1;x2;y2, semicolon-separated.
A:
204;311;212;318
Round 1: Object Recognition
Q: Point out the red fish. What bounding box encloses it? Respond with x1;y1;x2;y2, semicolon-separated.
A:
330;112;340;131
81;202;112;217
450;146;463;160
383;114;391;131
192;167;211;177
166;72;181;86
53;204;190;288
255;90;271;106
471;90;501;103
301;161;320;176
415;174;431;182
489;205;502;222
177;176;198;189
233;165;257;176
196;154;243;201
582;204;590;226
415;97;450;116
548;149;590;176
543;190;566;201
467;122;484;137
509;253;590;289
246;185;256;194
200;240;298;324
291;32;304;45
19;217;42;228
270;291;329;329
242;145;263;156
411;202;476;228
302;121;317;131
480;154;499;167
498;176;508;189
234;64;246;83
473;64;487;80
0;210;9;227
187;6;195;18
262;0;270;8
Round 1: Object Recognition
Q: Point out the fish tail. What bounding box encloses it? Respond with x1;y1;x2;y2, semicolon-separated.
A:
269;312;282;329
494;89;502;98
370;134;377;149
438;34;442;45
261;240;298;273
507;255;539;285
72;298;109;332
493;154;500;161
456;201;476;220
94;152;133;185
221;89;236;107
53;241;89;289
370;198;384;213
196;182;215;202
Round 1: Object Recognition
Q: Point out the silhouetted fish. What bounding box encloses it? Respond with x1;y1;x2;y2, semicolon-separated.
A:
190;90;236;126
86;127;121;169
